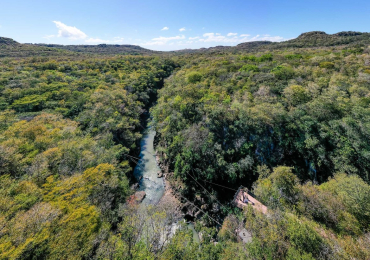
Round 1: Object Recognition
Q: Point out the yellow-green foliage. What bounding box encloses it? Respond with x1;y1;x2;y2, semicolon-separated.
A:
248;169;370;259
0;56;175;259
2;40;370;259
0;163;127;259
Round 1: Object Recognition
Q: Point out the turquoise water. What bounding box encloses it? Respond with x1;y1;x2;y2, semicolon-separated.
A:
133;127;200;242
133;128;165;205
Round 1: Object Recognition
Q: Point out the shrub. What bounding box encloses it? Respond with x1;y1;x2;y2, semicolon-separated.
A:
319;62;335;69
187;72;202;83
241;55;257;61
272;65;295;80
283;85;309;106
285;54;303;60
239;64;260;72
258;53;273;62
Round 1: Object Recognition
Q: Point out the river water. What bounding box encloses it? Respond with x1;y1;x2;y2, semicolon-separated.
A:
133;127;165;204
133;125;200;242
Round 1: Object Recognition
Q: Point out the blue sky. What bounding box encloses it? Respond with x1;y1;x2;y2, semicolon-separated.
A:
0;0;369;51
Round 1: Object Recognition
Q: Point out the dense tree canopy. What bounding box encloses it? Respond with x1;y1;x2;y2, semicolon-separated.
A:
1;33;370;259
0;55;177;259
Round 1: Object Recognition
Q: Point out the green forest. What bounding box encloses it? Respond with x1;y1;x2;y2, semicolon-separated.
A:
1;31;370;259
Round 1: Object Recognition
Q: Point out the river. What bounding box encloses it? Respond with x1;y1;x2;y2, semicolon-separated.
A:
133;124;200;242
133;127;165;204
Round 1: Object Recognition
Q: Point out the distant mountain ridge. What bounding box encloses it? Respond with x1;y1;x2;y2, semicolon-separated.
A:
0;38;158;57
234;31;370;51
0;37;20;46
176;31;370;53
32;43;157;55
1;31;370;57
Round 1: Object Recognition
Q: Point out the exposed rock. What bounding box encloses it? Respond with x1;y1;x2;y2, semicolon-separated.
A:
157;174;183;221
130;183;139;190
237;228;252;243
157;171;163;178
134;191;146;203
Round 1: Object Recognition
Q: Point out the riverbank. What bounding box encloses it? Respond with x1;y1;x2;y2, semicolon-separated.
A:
157;172;183;220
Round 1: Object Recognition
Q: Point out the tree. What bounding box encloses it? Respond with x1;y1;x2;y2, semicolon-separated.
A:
283;85;309;106
187;72;202;83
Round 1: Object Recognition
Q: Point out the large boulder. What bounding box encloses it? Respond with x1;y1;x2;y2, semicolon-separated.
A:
134;191;146;203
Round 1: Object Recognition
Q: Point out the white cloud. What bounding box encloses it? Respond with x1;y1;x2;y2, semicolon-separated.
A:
142;41;165;46
53;21;87;40
161;27;169;31
249;34;260;41
113;37;125;43
241;34;283;42
43;35;56;40
142;35;186;46
51;21;125;44
152;35;185;41
199;32;284;44
179;27;186;32
200;33;239;43
85;37;125;44
259;35;285;41
203;33;213;38
138;31;284;51
85;38;108;43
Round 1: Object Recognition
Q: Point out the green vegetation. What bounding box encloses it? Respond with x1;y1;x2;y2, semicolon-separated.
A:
0;55;177;259
1;32;370;259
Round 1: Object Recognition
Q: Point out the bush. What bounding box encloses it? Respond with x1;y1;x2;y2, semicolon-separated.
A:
258;53;273;62
320;173;370;229
241;55;257;61
254;166;301;209
239;64;260;72
272;65;295;80
187;72;202;83
285;54;303;60
286;215;325;257
319;62;335;69
283;85;309;106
